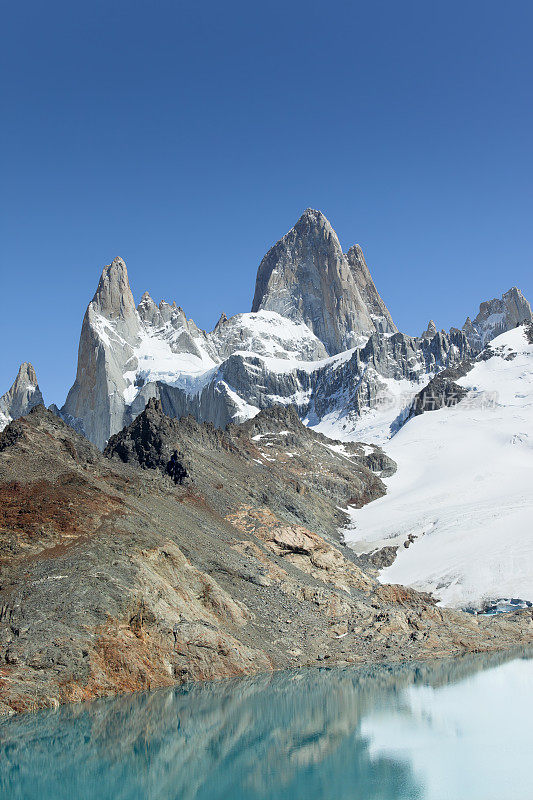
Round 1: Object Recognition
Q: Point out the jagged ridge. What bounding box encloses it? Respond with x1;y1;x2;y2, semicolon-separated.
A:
2;210;531;450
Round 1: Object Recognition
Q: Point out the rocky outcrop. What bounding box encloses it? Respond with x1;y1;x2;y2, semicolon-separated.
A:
251;209;396;354
401;359;474;424
304;326;473;432
462;287;533;350
0;363;44;432
212;310;328;362
407;373;469;419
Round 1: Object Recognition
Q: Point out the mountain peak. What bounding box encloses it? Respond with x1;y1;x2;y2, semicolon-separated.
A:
61;257;141;449
0;361;44;431
91;257;136;321
137;291;159;324
346;243;364;259
462;286;533;348
13;362;38;390
214;312;229;331
299;207;329;223
251;210;395;352
293;208;337;242
422;320;438;338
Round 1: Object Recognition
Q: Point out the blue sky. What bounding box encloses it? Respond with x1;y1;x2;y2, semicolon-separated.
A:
1;0;532;404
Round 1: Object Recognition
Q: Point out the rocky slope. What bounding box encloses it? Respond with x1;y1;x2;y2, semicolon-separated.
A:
0;403;531;715
0;363;43;433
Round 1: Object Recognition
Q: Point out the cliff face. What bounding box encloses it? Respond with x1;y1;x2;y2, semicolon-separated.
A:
0;403;531;716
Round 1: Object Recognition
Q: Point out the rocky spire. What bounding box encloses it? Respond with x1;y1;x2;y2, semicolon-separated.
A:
214;312;229;332
91;257;137;322
251;209;395;354
422;320;438;338
137;291;161;326
61;258;141;449
345;244;396;334
0;362;44;431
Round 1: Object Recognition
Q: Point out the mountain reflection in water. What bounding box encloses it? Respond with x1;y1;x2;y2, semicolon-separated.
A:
1;650;532;800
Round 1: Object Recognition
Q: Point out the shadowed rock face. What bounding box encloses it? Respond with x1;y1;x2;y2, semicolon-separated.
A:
407;373;469;419
0;403;531;716
0;363;43;433
252;209;396;354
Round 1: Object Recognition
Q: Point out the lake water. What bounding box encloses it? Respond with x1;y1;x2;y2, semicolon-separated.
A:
1;651;532;800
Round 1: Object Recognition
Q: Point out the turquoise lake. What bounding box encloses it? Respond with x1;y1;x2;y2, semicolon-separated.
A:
1;651;532;800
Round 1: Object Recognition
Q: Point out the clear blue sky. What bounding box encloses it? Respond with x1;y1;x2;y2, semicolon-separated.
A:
1;0;531;405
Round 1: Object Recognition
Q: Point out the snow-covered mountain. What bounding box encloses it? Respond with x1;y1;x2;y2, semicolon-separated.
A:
54;208;532;450
0;362;43;432
347;324;533;610
1;207;531;611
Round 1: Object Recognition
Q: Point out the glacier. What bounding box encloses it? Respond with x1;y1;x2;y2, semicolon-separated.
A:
346;325;533;610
